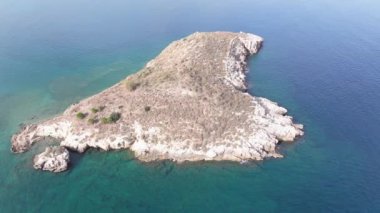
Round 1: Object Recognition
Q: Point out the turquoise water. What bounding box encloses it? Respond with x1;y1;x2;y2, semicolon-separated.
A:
1;0;380;212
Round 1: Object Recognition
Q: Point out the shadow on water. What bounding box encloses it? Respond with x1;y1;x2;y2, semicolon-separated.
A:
67;150;85;171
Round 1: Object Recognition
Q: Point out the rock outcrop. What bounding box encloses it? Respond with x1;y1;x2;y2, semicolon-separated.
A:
33;146;70;172
12;32;303;171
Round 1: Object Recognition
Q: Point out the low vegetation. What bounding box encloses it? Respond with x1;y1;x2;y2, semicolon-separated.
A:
126;80;140;91
144;106;151;112
91;108;99;113
91;106;106;113
76;112;87;119
109;112;121;122
101;117;110;124
101;112;121;124
88;117;98;124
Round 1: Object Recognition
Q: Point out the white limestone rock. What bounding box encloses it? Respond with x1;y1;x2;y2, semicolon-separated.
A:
33;146;70;172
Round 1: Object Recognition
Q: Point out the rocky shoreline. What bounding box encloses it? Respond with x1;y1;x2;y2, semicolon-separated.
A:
11;32;303;172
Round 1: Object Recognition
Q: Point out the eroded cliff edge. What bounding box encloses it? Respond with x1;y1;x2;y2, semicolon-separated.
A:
11;32;303;171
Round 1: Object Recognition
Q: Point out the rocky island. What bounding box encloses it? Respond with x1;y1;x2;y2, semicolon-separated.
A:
11;32;303;172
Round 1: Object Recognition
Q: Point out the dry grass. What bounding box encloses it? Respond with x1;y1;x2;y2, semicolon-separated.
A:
125;79;140;91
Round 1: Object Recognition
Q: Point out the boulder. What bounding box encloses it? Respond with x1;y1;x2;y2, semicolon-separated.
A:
33;146;70;172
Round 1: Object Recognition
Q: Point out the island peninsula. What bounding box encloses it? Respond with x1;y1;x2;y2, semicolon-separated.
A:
11;32;303;172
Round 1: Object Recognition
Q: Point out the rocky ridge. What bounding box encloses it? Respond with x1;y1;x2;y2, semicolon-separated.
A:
11;32;303;171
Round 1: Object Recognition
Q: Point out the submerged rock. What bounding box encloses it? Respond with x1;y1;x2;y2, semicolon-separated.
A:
33;146;70;172
12;31;303;171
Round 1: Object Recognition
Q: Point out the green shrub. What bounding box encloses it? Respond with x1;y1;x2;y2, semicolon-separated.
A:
76;112;87;119
88;117;98;124
91;108;99;113
101;112;121;124
101;117;111;124
109;112;121;122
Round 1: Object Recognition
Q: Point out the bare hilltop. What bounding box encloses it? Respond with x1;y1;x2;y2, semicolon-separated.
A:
12;32;303;172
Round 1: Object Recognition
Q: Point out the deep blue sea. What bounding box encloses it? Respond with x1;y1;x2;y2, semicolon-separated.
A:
1;0;380;212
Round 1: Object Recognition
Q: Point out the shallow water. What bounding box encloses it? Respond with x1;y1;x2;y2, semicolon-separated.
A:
1;0;380;212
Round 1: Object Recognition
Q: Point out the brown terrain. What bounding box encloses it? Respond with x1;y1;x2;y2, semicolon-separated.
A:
11;32;303;172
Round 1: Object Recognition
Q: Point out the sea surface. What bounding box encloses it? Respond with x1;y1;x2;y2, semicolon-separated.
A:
1;0;380;212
